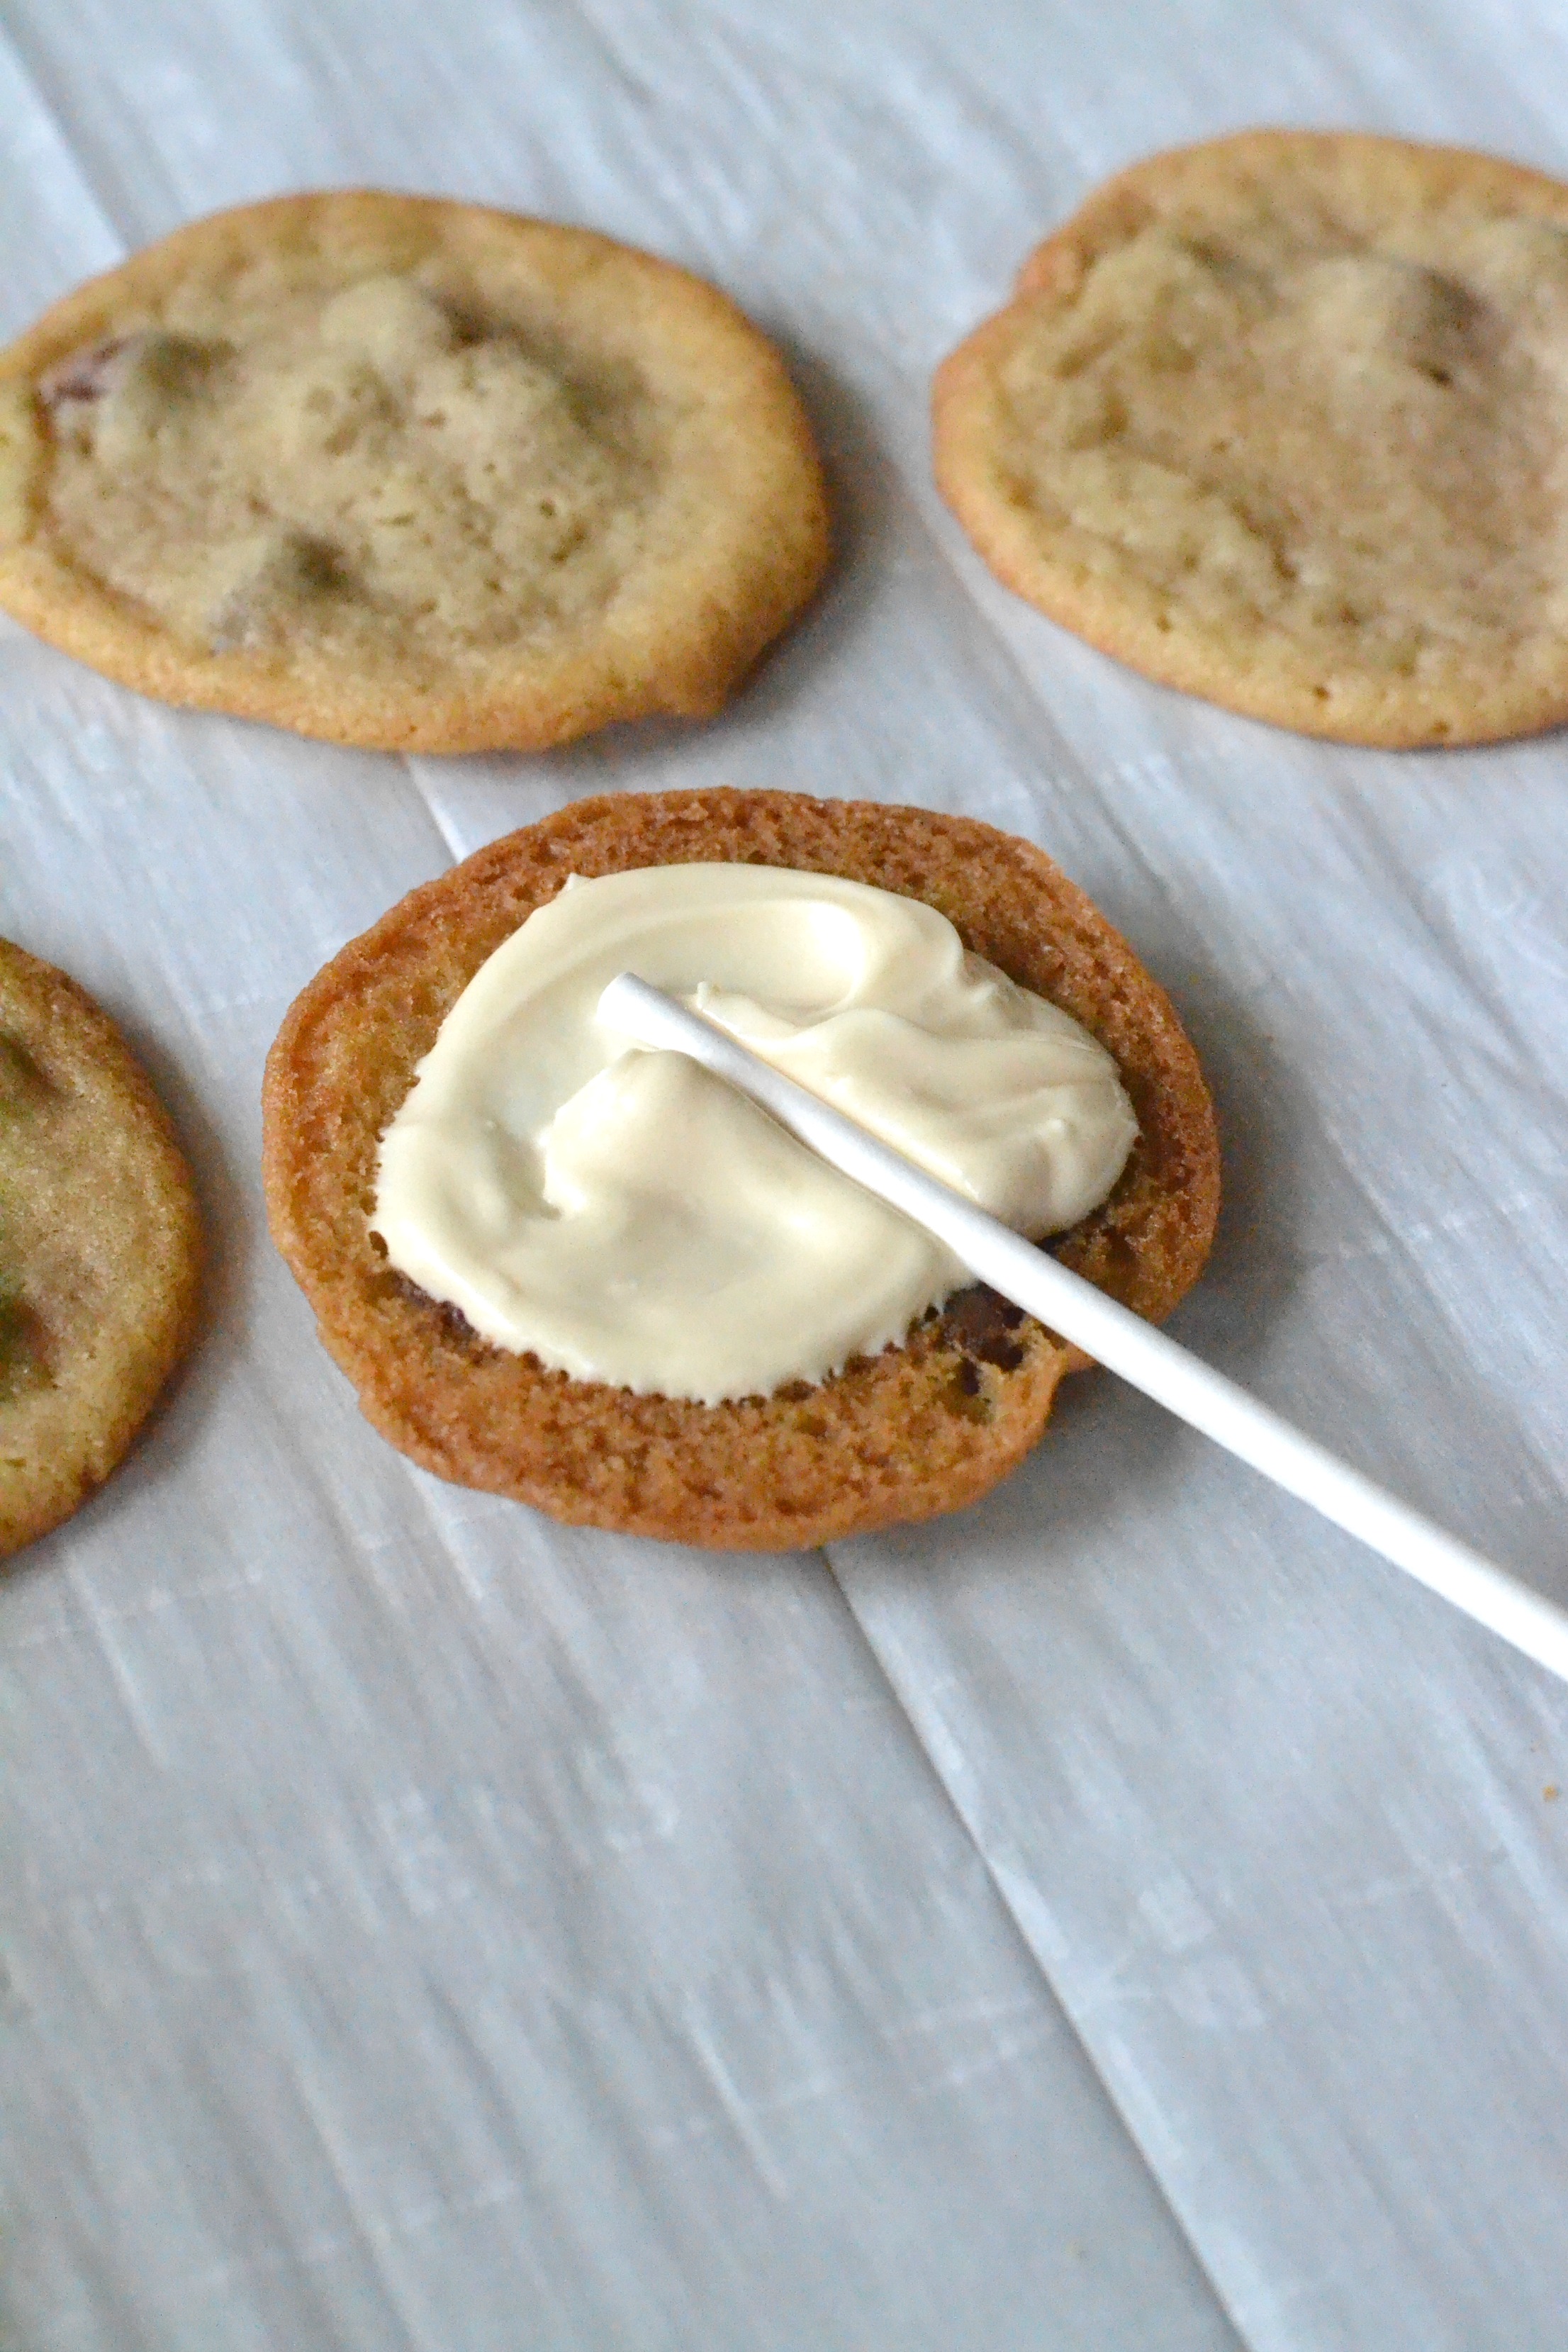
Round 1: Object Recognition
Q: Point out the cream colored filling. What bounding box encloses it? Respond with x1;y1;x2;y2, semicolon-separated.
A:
373;864;1138;1404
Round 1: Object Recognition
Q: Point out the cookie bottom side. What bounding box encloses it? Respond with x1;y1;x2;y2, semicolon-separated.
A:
263;788;1220;1550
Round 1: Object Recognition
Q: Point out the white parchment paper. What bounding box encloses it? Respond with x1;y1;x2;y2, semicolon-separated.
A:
3;2;1567;2346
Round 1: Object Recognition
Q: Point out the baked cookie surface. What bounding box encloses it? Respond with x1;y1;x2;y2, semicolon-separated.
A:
0;194;829;752
935;133;1568;746
0;940;202;1559
262;789;1219;1551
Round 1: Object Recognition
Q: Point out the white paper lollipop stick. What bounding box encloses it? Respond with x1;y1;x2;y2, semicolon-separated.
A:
599;972;1568;1686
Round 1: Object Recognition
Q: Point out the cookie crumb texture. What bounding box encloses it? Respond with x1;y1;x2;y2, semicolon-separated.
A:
0;941;201;1559
263;790;1219;1551
936;133;1568;745
0;194;829;751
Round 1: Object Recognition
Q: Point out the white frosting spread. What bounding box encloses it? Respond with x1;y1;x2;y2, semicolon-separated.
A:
373;863;1138;1403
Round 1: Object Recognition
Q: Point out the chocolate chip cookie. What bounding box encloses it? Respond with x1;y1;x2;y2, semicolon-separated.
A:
0;194;829;752
262;789;1219;1550
936;133;1568;744
1;941;201;1559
